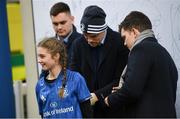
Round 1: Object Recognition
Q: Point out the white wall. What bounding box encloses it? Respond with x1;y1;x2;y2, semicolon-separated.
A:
20;0;40;117
32;0;180;117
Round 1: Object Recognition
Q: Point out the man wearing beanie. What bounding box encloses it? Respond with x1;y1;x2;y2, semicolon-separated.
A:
70;5;129;117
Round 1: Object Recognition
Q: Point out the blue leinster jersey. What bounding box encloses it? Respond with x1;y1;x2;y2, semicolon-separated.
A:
36;70;91;118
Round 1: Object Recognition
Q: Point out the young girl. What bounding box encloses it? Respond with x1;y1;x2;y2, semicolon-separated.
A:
36;37;92;118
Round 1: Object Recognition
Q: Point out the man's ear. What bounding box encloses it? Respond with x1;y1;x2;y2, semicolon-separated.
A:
132;28;140;38
71;16;74;23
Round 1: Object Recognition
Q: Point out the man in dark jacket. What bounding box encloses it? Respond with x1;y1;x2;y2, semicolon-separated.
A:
104;11;178;118
40;2;81;77
70;5;129;117
49;2;81;67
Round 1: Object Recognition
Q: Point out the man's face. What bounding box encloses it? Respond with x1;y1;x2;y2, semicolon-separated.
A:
51;12;74;38
83;32;105;47
121;28;137;49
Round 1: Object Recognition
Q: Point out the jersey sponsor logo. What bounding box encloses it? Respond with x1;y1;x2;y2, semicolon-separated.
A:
50;102;58;108
43;106;74;117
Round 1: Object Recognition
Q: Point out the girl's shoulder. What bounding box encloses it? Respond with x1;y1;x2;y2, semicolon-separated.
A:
67;69;81;76
66;69;84;81
37;77;46;86
36;77;46;91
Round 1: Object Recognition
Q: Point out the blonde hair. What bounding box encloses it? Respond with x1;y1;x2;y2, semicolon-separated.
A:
38;37;67;98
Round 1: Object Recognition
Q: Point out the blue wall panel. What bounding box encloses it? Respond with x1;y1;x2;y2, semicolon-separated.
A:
0;0;16;117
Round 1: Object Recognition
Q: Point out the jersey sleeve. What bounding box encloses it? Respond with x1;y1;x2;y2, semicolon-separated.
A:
75;73;91;102
35;80;43;116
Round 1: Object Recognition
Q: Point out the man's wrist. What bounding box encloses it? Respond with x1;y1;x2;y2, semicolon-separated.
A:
90;93;98;105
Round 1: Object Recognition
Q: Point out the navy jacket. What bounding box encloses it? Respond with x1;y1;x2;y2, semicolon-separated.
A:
108;37;178;118
70;27;129;117
57;25;82;67
65;26;81;67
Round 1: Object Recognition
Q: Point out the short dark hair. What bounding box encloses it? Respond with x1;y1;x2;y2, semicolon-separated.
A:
50;2;71;16
119;11;152;32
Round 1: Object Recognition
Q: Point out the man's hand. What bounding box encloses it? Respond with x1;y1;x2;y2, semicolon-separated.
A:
112;86;121;93
104;97;109;107
90;93;98;106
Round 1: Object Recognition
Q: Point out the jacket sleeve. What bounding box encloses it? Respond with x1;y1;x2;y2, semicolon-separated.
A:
80;99;93;118
107;44;152;108
95;39;129;102
69;39;81;72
